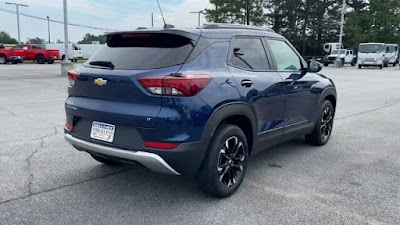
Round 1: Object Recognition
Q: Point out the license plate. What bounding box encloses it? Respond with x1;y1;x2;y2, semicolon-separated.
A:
90;121;115;143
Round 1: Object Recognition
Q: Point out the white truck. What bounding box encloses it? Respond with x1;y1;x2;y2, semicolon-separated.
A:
323;43;344;55
323;49;357;67
384;44;399;67
357;43;385;69
45;43;83;62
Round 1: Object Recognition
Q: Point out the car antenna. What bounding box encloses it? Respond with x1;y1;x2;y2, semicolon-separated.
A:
156;0;174;29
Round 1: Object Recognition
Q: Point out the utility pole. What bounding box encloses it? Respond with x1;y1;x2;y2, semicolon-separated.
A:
151;12;154;27
63;0;70;63
335;0;346;68
47;16;51;43
5;2;28;44
190;10;205;27
61;0;73;76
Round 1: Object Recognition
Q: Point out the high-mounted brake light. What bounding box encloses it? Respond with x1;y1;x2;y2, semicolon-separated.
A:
67;70;79;86
137;74;211;96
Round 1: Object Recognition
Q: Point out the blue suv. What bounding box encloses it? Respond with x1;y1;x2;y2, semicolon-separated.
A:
64;24;336;197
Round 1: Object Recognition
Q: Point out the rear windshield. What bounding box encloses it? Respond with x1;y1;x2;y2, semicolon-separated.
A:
359;44;384;53
85;33;195;70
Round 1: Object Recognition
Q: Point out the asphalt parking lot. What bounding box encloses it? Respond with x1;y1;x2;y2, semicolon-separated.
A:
0;63;399;225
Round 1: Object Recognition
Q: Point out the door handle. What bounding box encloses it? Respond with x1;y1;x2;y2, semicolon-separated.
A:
241;79;253;88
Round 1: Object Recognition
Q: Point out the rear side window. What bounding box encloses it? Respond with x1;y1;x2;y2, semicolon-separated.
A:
230;38;270;71
85;33;195;70
267;39;301;71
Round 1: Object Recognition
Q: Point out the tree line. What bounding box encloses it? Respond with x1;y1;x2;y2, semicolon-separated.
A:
0;31;105;45
206;0;400;56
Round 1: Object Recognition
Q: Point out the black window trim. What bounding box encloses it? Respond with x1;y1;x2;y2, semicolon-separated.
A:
227;35;274;72
264;37;307;72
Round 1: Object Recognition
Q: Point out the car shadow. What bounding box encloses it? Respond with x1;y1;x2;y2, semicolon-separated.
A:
78;136;317;203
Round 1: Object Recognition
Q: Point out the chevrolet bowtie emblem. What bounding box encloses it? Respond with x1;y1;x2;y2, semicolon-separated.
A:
94;78;107;86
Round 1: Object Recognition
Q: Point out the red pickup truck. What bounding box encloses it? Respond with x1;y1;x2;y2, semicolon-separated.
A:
0;43;24;64
8;44;60;64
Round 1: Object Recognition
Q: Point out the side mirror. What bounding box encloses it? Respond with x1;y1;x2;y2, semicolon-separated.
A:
308;60;323;73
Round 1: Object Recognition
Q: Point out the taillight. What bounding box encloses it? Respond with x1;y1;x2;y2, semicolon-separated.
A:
65;123;74;132
67;70;79;86
137;74;211;96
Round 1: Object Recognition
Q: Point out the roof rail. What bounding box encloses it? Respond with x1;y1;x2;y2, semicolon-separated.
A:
200;23;275;33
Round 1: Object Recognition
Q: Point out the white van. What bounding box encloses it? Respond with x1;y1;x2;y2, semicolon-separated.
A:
45;43;83;61
384;44;399;67
357;43;385;69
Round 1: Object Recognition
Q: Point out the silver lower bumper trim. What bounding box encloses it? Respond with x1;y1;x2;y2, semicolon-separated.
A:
65;134;180;175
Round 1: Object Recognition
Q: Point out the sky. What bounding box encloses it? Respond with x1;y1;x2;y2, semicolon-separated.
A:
0;0;212;43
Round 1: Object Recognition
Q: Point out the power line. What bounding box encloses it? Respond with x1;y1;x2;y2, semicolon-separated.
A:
0;7;118;31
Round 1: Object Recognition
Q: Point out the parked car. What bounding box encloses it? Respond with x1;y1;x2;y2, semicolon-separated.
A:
357;43;385;69
64;24;337;197
11;44;59;64
45;43;83;62
384;44;399;67
323;49;356;67
0;45;24;64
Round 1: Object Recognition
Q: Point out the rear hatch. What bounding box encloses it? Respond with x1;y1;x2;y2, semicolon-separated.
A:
67;30;200;129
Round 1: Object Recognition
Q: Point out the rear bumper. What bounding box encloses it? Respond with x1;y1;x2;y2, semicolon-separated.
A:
65;133;181;175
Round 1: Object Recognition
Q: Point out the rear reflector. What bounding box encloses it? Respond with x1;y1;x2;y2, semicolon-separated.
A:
138;74;211;96
65;124;74;132
67;70;79;86
144;141;179;149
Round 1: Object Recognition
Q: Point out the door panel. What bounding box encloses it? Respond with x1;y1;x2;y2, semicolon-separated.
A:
266;39;318;136
227;37;285;152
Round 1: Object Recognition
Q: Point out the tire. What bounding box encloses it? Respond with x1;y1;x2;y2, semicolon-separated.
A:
324;63;329;67
36;55;45;64
305;100;334;146
61;55;65;61
11;61;18;64
0;55;6;64
341;58;345;66
91;154;122;166
358;65;362;69
379;65;383;69
195;124;248;198
351;62;355;66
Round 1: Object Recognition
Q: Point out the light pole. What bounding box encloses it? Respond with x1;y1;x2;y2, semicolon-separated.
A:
190;10;205;27
47;16;51;43
5;2;28;44
335;0;346;68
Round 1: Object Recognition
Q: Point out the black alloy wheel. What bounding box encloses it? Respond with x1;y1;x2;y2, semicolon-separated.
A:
320;106;334;141
217;136;245;188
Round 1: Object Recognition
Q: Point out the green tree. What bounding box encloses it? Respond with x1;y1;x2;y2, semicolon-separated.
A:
0;31;18;44
78;33;106;44
26;37;46;44
206;0;266;25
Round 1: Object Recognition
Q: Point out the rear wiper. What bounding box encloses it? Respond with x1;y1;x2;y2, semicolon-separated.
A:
89;61;115;69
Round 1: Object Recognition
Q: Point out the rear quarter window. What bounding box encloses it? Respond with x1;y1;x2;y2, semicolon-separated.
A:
85;33;195;70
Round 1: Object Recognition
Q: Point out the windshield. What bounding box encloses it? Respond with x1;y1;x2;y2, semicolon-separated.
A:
386;45;398;53
331;50;346;55
359;44;385;53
